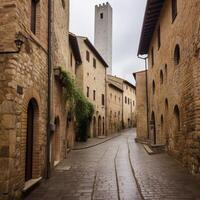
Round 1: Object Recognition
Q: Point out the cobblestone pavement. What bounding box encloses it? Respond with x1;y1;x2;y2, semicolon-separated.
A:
25;129;200;200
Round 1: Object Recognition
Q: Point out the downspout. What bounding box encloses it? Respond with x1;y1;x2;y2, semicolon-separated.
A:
137;55;149;139
46;0;52;179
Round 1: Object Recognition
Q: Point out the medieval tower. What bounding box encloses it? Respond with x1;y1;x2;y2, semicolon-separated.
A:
94;2;113;74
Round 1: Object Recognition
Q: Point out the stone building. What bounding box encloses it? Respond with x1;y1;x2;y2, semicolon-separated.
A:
106;76;123;135
137;0;200;174
0;0;49;199
75;35;108;138
94;2;113;74
107;75;136;129
133;70;148;142
0;0;76;199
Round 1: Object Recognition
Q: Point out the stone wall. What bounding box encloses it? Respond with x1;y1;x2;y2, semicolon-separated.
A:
147;0;200;174
0;0;48;199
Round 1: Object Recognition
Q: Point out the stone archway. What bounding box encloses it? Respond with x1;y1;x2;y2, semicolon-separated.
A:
25;98;39;182
93;116;96;137
98;116;101;136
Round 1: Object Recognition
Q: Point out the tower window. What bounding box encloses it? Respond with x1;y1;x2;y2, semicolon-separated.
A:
100;13;103;19
31;0;39;34
93;90;96;101
70;52;73;67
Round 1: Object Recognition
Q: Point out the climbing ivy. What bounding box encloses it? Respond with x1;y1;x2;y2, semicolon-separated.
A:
59;69;94;141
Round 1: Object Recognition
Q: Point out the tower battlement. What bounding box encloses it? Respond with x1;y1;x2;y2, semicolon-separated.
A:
95;2;111;9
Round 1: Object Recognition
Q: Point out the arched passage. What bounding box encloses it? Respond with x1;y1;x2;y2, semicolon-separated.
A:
25;98;39;181
93;116;96;137
151;112;156;144
98;116;101;136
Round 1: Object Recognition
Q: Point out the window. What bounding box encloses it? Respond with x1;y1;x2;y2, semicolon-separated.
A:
172;0;177;22
86;50;90;62
133;101;135;106
152;80;155;94
87;87;89;97
157;26;161;49
165;64;168;80
174;105;180;131
160;70;164;84
93;90;96;101
125;96;127;104
174;44;180;65
100;13;103;19
70;52;73;67
110;93;112;99
115;95;116;101
165;98;169;111
93;58;96;68
31;0;39;34
128;98;129;104
119;97;120;102
151;47;154;67
102;94;105;106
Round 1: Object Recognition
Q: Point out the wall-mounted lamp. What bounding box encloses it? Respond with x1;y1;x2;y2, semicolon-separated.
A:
0;32;25;54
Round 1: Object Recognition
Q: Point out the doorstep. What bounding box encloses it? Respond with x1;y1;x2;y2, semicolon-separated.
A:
23;177;42;192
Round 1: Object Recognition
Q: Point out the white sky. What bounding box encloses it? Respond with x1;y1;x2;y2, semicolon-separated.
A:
70;0;147;84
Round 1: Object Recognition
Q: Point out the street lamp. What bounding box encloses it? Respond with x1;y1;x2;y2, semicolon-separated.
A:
0;32;24;54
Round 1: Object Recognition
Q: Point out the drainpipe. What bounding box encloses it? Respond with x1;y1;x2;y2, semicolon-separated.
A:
46;0;53;179
137;55;149;139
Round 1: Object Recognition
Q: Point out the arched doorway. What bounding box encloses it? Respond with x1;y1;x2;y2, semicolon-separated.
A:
93;116;96;137
150;112;156;144
98;116;101;136
54;116;60;165
25;98;39;182
174;105;180;132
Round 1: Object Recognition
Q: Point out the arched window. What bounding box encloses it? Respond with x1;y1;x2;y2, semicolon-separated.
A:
31;0;39;34
61;0;65;8
152;80;155;94
174;105;180;131
160;70;164;84
174;44;180;65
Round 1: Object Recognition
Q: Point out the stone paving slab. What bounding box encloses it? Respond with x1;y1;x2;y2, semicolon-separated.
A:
129;130;200;200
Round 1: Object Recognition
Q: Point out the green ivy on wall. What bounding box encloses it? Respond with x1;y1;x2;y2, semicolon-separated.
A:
59;69;94;141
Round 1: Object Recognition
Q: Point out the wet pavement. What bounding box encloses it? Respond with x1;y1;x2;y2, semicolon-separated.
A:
25;129;200;200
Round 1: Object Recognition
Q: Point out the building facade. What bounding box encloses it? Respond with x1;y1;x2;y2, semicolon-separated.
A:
76;36;107;138
107;75;136;130
138;0;200;174
94;2;113;74
106;77;123;135
0;0;49;199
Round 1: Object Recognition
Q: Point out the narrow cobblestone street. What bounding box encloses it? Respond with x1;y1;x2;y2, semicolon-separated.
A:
25;129;200;200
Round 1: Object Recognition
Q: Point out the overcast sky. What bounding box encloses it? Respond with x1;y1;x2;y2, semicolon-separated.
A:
70;0;147;84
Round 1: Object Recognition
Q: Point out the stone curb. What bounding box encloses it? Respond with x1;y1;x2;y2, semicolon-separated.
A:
72;134;121;150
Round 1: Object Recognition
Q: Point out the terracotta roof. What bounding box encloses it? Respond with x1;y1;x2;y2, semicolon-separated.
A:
138;0;165;55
